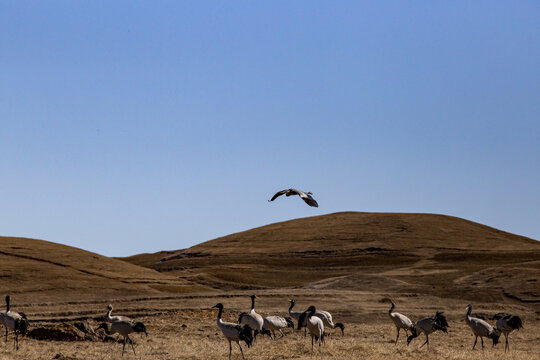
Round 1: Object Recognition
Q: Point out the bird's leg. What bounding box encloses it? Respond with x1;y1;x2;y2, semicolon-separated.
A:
472;336;477;350
237;341;245;360
228;340;232;360
505;334;509;352
480;336;484;350
395;328;400;345
128;335;136;355
278;329;285;339
420;334;428;349
312;335;314;353
122;336;127;357
14;333;18;351
4;327;7;344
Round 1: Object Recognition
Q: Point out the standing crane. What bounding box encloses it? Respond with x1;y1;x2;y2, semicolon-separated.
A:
238;295;270;343
465;304;500;350
494;313;523;352
298;306;325;354
2;296;29;350
213;303;253;360
388;301;415;345
406;311;449;349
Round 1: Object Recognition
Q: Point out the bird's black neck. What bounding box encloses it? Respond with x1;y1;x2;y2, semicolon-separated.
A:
289;301;295;312
5;296;10;312
250;297;255;311
217;307;223;320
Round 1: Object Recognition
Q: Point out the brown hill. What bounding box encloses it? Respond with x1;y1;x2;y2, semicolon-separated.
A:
123;212;540;306
0;236;209;304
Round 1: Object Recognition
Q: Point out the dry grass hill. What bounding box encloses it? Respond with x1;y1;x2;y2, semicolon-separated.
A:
123;212;540;306
0;236;208;306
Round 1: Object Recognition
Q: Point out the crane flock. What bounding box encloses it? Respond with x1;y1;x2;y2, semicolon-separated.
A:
0;295;527;357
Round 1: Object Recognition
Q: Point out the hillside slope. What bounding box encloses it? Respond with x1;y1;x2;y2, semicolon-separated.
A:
123;212;540;304
0;236;209;303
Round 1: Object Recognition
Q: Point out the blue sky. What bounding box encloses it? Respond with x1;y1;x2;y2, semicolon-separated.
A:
1;1;539;256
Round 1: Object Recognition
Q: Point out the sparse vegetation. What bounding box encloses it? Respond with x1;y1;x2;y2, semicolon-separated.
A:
1;307;539;359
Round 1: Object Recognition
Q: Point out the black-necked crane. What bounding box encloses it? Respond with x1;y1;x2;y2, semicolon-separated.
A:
388;301;415;345
238;295;266;342
0;307;5;342
97;321;147;357
313;309;345;336
106;304;131;322
298;305;325;353
262;316;294;340
289;300;344;336
465;304;500;350
98;304;147;356
213;303;253;360
406;311;449;349
494;313;523;352
288;299;302;324
2;296;29;350
268;189;319;207
288;299;308;337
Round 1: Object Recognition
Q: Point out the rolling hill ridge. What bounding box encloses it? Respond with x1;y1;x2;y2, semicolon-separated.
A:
123;212;540;306
0;236;209;304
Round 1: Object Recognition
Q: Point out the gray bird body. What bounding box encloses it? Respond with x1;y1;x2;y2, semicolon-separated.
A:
495;314;523;352
214;303;252;360
298;306;325;353
99;304;147;357
465;305;500;350
406;311;449;349
262;316;294;339
2;296;29;350
388;302;414;345
238;295;264;342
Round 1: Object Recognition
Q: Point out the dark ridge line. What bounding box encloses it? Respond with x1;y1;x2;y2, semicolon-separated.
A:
31;309;179;323
503;291;540;303
13;290;352;309
0;250;132;284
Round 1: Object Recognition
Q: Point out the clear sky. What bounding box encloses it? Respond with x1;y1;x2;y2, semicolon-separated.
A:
1;1;539;256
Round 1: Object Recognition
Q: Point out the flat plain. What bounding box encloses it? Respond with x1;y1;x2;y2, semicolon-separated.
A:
1;212;539;359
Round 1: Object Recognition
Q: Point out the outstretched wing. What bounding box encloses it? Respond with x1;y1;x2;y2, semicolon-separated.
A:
269;189;289;202
301;194;319;207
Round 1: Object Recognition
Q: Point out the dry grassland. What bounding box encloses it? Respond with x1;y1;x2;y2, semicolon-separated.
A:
0;298;538;360
0;315;538;360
